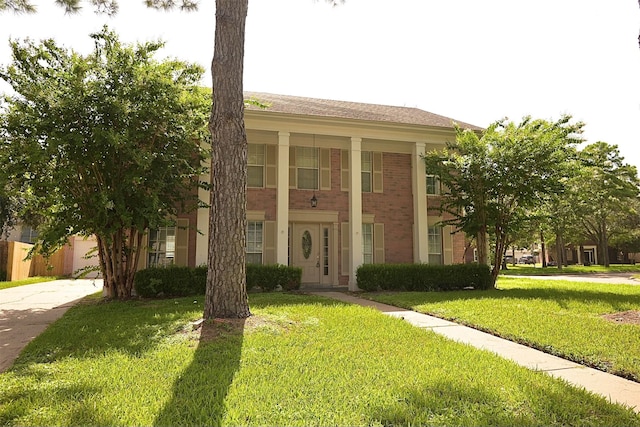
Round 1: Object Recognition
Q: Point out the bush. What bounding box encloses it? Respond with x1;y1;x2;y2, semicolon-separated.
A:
246;264;302;291
356;263;491;292
0;270;6;282
134;265;204;298
134;264;302;298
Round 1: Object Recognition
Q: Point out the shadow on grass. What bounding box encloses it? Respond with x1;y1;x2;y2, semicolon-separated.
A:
0;369;115;426
8;297;205;366
153;318;245;426
370;379;640;426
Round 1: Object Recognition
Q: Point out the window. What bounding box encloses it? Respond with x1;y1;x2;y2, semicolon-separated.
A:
248;144;265;188
323;227;329;276
362;223;373;264
426;175;441;195
361;151;372;192
296;147;319;190
247;221;263;264
428;225;443;265
19;226;38;244
148;226;176;267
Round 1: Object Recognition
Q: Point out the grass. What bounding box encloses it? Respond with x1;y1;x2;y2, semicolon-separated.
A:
1;293;639;426
0;276;60;290
365;277;640;382
500;264;640;276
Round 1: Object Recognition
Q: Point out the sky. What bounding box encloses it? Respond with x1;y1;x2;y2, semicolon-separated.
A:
1;0;639;170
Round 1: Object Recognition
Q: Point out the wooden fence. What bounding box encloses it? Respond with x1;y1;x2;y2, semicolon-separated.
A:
2;241;67;281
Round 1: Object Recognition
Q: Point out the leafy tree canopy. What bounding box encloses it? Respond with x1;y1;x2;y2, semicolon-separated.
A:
0;26;209;297
424;115;584;286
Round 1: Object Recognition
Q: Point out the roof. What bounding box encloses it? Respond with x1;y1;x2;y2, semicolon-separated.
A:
244;92;482;131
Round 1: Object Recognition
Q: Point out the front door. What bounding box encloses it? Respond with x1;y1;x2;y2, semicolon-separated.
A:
293;224;321;284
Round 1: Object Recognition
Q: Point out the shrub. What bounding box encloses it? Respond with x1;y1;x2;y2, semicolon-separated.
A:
134;264;302;298
356;263;491;292
134;265;202;298
246;264;302;291
0;270;6;282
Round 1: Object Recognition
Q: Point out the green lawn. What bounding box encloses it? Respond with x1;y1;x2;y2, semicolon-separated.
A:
1;293;638;426
365;277;640;382
0;276;60;290
500;264;640;276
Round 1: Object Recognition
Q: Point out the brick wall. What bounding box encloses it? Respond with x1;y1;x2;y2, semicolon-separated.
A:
362;152;414;264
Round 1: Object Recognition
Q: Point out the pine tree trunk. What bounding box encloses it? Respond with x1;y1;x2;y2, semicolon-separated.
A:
204;0;251;319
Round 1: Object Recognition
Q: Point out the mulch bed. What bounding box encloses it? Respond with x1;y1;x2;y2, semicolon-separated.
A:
601;310;640;325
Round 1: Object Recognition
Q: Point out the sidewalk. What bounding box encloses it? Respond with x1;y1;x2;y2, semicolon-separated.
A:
0;279;103;372
311;291;640;413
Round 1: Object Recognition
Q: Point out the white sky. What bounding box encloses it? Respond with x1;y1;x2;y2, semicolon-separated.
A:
1;0;639;169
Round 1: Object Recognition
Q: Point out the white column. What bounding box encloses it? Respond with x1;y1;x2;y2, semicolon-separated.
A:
195;162;211;266
276;132;290;265
349;137;363;291
412;142;429;263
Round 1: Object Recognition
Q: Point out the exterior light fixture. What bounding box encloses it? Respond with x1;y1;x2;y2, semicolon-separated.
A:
310;193;318;208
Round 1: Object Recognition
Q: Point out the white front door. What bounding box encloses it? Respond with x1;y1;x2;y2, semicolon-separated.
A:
293;224;321;284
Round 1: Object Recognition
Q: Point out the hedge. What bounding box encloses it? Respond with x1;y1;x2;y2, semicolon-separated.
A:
356;263;492;292
246;264;302;292
134;265;206;298
134;264;301;298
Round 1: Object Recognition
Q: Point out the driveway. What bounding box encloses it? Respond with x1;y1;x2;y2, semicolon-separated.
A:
0;279;103;372
514;272;640;285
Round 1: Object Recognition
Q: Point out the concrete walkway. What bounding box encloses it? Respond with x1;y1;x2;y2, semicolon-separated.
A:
311;291;640;413
0;279;102;372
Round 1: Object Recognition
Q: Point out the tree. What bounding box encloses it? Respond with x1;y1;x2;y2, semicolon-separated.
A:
609;196;640;260
570;142;639;266
205;0;251;319
0;27;208;298
424;116;584;287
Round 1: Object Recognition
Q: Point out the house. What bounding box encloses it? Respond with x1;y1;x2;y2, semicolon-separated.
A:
144;92;481;290
2;93;482;288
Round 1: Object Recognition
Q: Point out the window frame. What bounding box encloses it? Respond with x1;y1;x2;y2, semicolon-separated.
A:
362;223;374;265
295;147;319;190
361;151;372;193
248;143;265;188
246;220;264;264
428;224;443;265
426;175;441;196
148;225;177;267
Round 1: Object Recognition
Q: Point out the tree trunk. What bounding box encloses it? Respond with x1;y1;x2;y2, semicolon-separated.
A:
96;229;142;299
602;221;610;267
540;230;547;268
555;231;563;271
490;228;507;289
476;228;489;266
204;0;251;319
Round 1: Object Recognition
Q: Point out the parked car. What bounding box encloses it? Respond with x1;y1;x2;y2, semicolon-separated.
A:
519;255;535;264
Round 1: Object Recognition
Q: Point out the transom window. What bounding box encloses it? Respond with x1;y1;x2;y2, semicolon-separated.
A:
248;144;265;188
296;147;319;190
361;151;372;193
428;225;443;265
362;223;373;264
148;226;176;267
426;175;441;195
247;221;263;264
